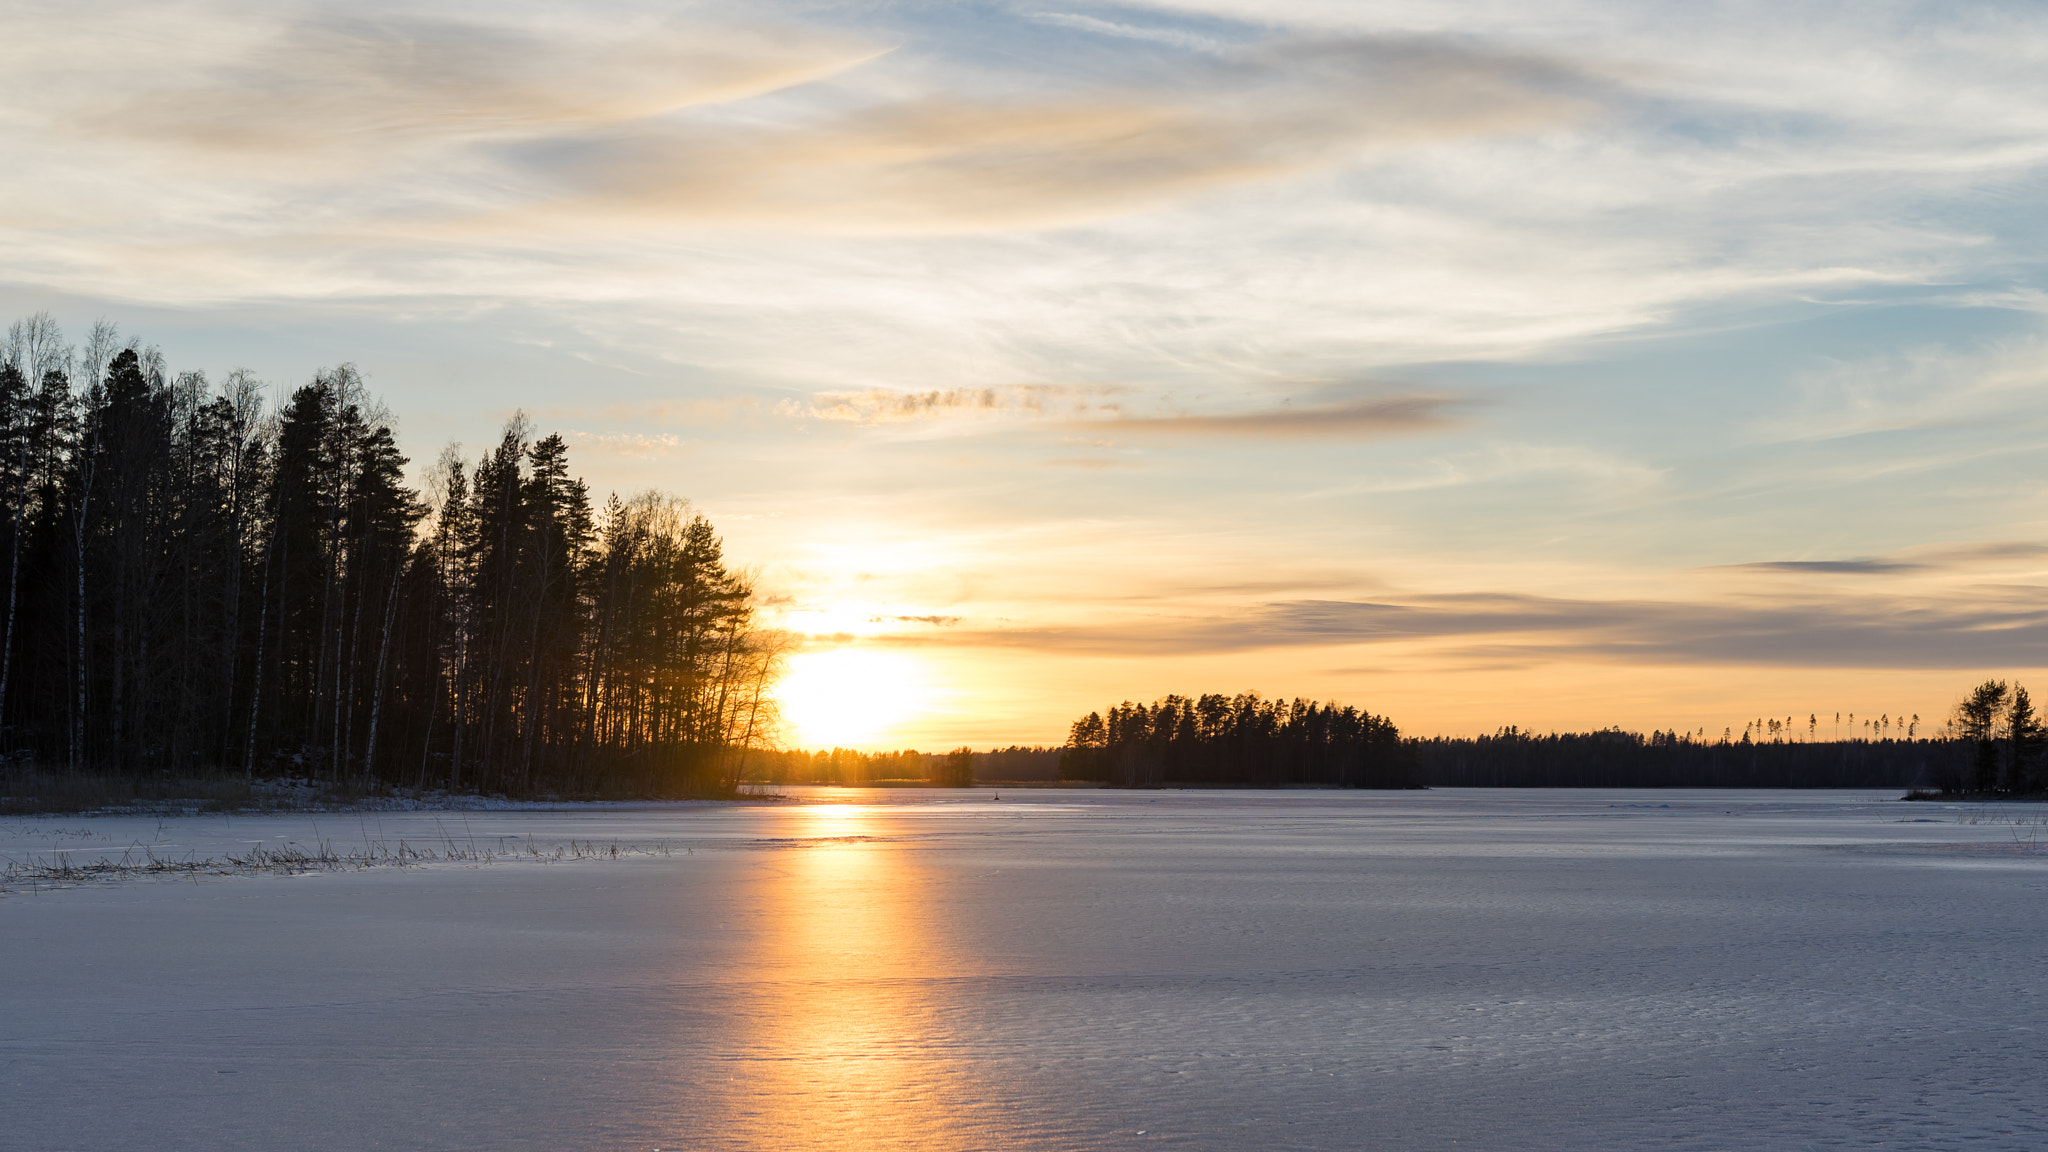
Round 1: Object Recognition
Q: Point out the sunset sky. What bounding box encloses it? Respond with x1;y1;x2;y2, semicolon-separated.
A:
5;0;2046;748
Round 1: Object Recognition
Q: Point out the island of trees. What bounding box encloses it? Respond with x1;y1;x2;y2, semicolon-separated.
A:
0;313;777;801
1057;692;1415;788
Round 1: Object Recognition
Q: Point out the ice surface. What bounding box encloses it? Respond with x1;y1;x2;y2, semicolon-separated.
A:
6;788;2048;1150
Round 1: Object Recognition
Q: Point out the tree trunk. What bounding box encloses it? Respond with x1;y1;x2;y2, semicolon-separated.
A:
0;428;31;735
364;554;409;783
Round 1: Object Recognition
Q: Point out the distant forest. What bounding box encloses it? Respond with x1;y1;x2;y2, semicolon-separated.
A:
1058;692;1416;788
743;745;1062;786
1052;681;2043;793
1412;729;1959;789
0;314;777;797
1416;681;2042;792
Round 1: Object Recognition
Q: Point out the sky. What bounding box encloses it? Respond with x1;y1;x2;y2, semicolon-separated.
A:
4;0;2046;749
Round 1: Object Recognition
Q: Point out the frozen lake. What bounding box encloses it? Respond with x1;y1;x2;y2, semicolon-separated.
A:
6;788;2048;1150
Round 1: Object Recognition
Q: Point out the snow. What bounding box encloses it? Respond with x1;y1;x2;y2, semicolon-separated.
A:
6;788;2048;1150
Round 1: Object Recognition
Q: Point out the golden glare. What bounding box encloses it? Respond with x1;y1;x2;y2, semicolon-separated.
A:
775;647;928;749
717;804;982;1147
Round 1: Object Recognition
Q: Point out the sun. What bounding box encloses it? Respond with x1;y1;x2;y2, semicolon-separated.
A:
774;648;929;750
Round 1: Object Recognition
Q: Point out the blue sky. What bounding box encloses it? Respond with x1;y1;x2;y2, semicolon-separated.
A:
4;0;2045;746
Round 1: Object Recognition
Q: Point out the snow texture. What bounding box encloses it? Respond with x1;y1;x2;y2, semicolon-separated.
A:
5;788;2048;1150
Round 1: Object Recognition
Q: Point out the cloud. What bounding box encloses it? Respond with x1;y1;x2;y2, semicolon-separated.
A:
566;430;682;457
1316;441;1664;496
919;589;2048;669
802;387;1007;422
1071;393;1459;438
1031;12;1225;53
793;384;1120;423
1918;542;2048;565
1712;542;2048;576
4;8;1596;248
787;385;1456;439
531;38;1593;233
1717;559;1926;576
1770;334;2048;443
66;12;880;167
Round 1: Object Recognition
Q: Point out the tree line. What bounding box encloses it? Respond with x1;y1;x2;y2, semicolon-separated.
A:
0;314;778;797
740;744;1063;786
1413;682;2044;791
1058;692;1416;788
1411;727;1963;788
1052;681;2048;793
745;747;943;786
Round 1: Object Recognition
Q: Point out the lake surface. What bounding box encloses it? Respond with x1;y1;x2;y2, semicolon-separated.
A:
6;788;2048;1150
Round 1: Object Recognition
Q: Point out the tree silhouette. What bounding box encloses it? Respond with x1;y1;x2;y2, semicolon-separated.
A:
0;314;778;797
1955;680;2010;792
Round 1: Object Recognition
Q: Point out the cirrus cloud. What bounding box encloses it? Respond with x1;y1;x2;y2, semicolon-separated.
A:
917;587;2048;670
1069;393;1460;438
56;10;883;166
528;38;1596;233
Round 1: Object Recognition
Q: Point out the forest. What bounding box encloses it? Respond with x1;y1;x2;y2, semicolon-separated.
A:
1411;728;1959;788
1411;682;2042;791
1058;692;1416;788
1055;681;2043;793
0;314;778;798
741;745;1061;786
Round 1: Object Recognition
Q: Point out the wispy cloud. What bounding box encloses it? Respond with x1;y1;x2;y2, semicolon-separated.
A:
9;12;1595;236
61;12;881;166
802;387;1014;422
925;588;2048;669
1071;393;1459;438
1769;334;2048;443
521;38;1593;233
1716;559;1926;576
566;430;683;457
784;385;1457;439
790;384;1122;423
1710;541;2048;577
1919;542;2048;566
1030;12;1226;53
1308;442;1665;497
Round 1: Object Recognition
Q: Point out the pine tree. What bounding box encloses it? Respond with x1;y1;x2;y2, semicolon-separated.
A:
2008;685;2043;794
0;313;780;798
1955;680;2010;793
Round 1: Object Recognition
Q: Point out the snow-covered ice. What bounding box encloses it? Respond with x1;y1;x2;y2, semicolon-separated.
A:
6;788;2048;1150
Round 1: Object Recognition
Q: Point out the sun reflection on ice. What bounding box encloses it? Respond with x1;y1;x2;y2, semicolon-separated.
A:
721;805;977;1150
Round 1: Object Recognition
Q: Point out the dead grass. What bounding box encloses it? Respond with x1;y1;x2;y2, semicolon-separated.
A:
0;767;787;816
0;768;256;815
0;829;695;892
1903;789;2048;804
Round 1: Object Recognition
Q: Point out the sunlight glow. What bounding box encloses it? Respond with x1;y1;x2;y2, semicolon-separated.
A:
730;802;979;1146
775;647;929;749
